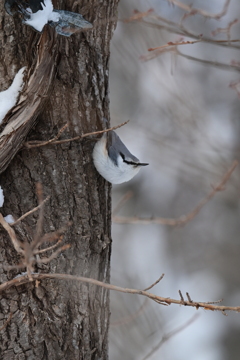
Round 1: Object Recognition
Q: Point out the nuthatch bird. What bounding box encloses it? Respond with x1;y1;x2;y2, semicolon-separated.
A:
93;130;148;184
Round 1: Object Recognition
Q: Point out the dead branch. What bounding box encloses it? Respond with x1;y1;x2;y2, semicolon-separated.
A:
168;0;231;21
113;161;238;226
176;49;240;72
0;213;24;254
12;196;50;226
148;39;202;52
123;9;240;52
142;314;199;360
112;191;133;216
23;120;130;149
123;9;154;23
212;19;238;41
143;274;165;291
141;43;240;73
0;186;70;280
0;272;240;313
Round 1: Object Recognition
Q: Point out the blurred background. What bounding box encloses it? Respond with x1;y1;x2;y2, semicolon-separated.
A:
108;0;240;359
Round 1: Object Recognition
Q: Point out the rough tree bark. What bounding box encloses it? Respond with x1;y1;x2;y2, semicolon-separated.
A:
0;0;118;359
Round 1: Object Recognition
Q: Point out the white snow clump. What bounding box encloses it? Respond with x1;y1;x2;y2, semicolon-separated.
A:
0;67;25;124
4;214;15;224
0;186;4;207
24;0;60;32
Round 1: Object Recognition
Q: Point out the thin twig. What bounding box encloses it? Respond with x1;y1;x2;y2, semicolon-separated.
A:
24;121;130;149
179;290;185;303
0;214;24;254
12;196;50;226
186;292;193;302
148;39;202;51
0;273;239;313
113;161;238;226
112;191;133;216
141;45;240;73
35;239;62;254
142;314;199;360
143;274;165;291
177;49;240;73
36;245;70;264
123;9;240;51
212;19;238;41
168;0;231;20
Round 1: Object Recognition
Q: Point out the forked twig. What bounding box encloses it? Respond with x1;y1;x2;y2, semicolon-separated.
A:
0;273;239;314
24;120;130;149
143;274;165;291
142;314;199;360
0;185;70;280
12;196;50;226
113;161;238;226
0;214;24;254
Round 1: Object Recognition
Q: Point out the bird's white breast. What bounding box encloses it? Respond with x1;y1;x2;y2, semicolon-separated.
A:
93;135;140;184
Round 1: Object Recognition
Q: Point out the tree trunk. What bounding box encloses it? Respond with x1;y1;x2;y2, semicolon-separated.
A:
0;1;118;359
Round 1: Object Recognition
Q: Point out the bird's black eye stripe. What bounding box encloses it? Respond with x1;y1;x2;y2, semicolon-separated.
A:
123;160;139;166
120;152;125;160
120;152;140;166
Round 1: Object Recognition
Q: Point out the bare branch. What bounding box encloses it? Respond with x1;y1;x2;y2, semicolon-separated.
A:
141;45;240;73
212;19;238;41
142;314;199;360
123;8;240;52
176;49;240;72
112;191;133;216
0;213;24;254
168;0;231;21
35;239;62;254
148;39;202;51
143;274;165;291
23;120;130;149
12;196;50;226
123;9;154;23
36;244;71;264
0;189;70;280
113;161;238;226
0;273;240;313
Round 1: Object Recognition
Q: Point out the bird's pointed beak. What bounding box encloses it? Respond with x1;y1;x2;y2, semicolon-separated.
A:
138;163;149;166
